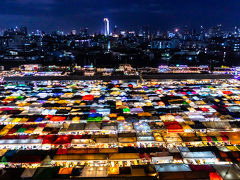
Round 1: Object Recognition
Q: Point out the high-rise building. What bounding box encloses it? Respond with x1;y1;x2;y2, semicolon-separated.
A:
209;24;223;38
182;25;190;40
72;29;77;35
35;30;42;36
199;26;206;40
113;25;118;34
56;30;64;36
104;18;110;36
80;28;88;37
234;26;240;35
20;26;27;35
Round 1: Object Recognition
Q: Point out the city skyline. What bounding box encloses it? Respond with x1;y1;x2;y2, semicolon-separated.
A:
1;22;240;36
0;0;240;33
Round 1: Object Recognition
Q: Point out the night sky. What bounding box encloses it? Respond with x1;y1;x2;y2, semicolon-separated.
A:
1;0;239;33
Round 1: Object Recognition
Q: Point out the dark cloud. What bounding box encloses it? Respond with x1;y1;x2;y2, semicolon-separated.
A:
0;0;239;33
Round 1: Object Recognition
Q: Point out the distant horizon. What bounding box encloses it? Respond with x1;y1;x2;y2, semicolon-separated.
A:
1;0;240;33
1;23;239;35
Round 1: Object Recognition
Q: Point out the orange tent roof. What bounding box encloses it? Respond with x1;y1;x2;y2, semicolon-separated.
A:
59;168;73;175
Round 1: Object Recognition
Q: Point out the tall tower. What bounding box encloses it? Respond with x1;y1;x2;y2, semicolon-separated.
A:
104;18;110;36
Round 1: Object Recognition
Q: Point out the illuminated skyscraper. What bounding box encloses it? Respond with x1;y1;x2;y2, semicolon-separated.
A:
72;29;77;35
104;18;110;36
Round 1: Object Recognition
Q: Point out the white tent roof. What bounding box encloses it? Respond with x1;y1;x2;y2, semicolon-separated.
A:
41;155;52;167
155;164;191;172
85;122;101;130
152;156;173;161
21;168;37;178
0;139;42;145
102;125;116;130
181;151;216;159
227;106;240;112
96;138;117;144
137;136;155;142
80;166;107;177
71;139;93;144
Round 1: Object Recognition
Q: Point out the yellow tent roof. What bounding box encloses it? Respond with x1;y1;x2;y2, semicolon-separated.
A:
0;149;7;156
117;116;125;121
107;167;119;175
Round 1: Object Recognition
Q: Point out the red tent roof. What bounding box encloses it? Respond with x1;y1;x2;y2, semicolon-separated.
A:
40;135;56;144
53;135;72;144
56;148;68;155
82;95;94;101
50;116;66;122
209;172;223;180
